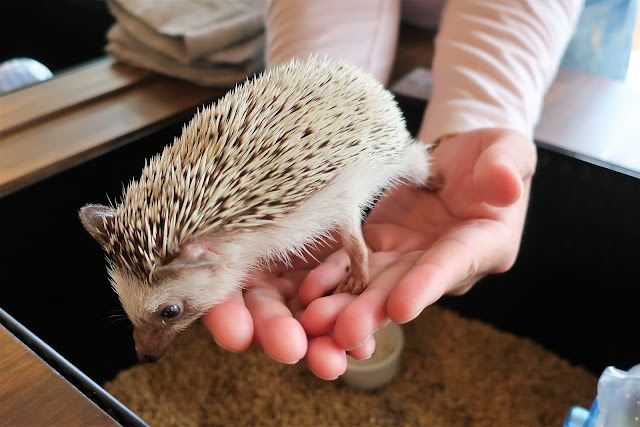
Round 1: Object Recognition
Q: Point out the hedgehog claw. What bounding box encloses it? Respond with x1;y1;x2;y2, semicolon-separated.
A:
334;273;369;295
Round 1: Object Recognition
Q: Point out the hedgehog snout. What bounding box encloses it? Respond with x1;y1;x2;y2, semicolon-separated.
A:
133;326;178;363
137;352;159;364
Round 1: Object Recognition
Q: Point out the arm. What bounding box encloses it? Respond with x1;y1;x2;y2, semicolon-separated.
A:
421;0;584;143
300;0;585;353
203;0;402;379
204;0;585;380
265;0;401;84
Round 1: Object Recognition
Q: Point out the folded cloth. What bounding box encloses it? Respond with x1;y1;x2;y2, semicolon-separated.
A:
108;0;266;61
107;24;264;87
105;0;267;86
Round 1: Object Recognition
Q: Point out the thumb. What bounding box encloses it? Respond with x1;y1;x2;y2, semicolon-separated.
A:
473;130;536;207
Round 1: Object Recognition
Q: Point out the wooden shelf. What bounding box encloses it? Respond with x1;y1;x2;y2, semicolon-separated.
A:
0;57;226;197
0;58;151;136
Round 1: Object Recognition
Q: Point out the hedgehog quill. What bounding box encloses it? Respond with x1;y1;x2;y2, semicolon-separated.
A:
80;58;431;363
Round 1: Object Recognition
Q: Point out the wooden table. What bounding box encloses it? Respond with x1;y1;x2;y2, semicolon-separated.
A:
0;325;118;425
0;57;226;197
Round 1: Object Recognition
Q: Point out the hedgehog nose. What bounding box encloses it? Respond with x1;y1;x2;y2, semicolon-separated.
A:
133;327;175;363
137;352;159;364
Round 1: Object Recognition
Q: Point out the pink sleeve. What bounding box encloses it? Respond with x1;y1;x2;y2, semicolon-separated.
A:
265;0;400;84
419;0;584;144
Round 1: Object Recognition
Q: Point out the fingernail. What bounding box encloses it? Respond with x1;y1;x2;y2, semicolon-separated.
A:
404;308;424;324
344;329;378;352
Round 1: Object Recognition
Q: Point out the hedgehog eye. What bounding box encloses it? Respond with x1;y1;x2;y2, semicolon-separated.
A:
160;305;181;319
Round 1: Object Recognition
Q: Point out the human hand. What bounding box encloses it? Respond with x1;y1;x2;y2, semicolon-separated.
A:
298;127;537;370
202;127;536;380
200;242;376;380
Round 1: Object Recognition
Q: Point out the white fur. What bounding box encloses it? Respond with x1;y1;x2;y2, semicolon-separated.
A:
113;137;430;331
144;141;429;316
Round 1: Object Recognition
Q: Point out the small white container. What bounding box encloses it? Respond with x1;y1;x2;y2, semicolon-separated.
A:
341;322;405;391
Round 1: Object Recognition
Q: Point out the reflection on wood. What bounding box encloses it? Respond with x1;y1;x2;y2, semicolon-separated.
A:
0;58;150;136
0;58;225;197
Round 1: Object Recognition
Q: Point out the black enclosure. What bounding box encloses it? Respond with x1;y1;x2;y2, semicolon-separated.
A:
1;98;639;390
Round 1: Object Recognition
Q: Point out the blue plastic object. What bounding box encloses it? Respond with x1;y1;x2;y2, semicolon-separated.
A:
565;399;599;427
565;363;640;427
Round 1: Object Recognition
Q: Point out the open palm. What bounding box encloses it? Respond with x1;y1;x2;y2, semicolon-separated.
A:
203;128;537;380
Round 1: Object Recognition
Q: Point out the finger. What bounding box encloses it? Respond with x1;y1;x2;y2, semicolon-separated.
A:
347;335;376;360
301;293;355;336
248;269;310;322
333;253;417;350
475;130;537;207
387;234;489;324
302;251;399;347
201;288;253;353
299;249;351;305
475;146;523;207
306;336;348;380
244;287;307;363
249;269;308;299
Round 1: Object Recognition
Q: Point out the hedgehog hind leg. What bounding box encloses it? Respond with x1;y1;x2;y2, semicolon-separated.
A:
334;214;370;295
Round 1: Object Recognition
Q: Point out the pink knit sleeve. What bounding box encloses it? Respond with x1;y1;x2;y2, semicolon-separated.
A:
418;0;584;144
265;0;400;84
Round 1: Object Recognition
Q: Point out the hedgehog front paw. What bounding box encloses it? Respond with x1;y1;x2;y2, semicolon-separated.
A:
334;273;369;295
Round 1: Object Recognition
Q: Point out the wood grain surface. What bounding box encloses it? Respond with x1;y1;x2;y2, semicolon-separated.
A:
0;57;151;137
0;58;226;197
0;326;118;426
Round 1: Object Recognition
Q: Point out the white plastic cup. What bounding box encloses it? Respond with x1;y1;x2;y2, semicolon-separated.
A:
341;322;405;391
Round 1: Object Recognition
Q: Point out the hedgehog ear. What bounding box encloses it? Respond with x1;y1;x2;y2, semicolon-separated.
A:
175;241;220;269
79;204;114;247
155;241;220;279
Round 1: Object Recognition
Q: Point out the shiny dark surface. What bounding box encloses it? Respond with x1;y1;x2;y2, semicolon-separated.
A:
161;305;181;319
0;97;638;390
0;120;185;384
0;1;114;74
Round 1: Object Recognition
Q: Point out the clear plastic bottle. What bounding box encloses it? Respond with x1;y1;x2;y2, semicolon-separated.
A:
565;363;640;427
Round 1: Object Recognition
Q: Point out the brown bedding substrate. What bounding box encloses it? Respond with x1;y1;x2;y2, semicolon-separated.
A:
105;306;596;426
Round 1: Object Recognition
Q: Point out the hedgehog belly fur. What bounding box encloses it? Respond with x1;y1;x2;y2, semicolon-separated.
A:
224;139;431;275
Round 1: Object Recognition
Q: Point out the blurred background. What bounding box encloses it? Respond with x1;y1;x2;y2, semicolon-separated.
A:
0;1;638;88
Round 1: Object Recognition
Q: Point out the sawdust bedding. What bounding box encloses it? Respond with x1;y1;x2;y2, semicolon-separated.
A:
105;305;596;426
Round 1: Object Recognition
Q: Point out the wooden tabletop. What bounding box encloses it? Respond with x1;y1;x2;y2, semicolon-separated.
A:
0;57;226;197
0;325;118;425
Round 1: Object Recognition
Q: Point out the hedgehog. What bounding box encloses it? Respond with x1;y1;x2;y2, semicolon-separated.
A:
79;57;431;363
